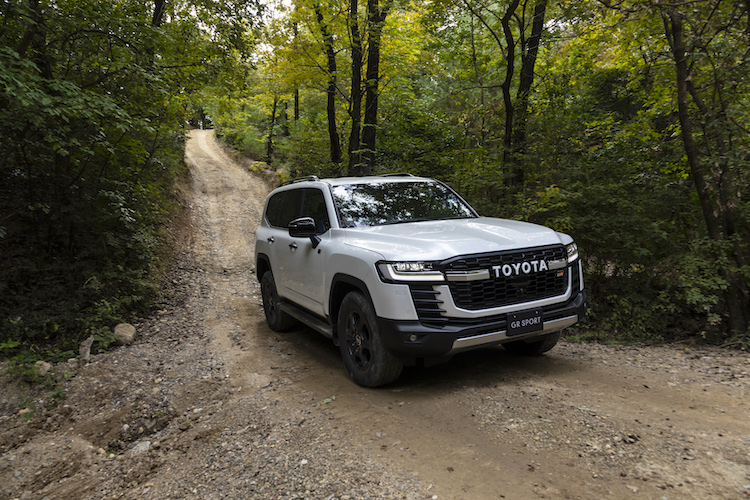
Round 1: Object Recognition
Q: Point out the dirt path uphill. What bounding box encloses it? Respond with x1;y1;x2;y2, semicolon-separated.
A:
1;129;748;499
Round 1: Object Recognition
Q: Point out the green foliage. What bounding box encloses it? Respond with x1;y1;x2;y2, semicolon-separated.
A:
377;106;462;178
0;0;256;354
0;339;21;353
573;278;673;344
277;120;346;179
674;237;750;341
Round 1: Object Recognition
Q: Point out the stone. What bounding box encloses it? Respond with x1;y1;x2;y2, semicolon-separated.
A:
34;361;53;376
79;336;95;365
114;323;136;345
130;441;151;456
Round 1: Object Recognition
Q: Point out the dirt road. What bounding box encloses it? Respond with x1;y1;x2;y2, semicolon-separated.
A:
1;129;749;499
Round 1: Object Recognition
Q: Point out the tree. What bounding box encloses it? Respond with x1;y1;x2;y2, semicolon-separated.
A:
448;0;548;185
347;0;366;173
509;0;547;185
360;0;392;172
345;0;392;175
315;5;344;163
657;3;748;334
246;0;393;175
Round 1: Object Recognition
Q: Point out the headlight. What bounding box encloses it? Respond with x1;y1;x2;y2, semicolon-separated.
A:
566;242;579;263
377;261;444;282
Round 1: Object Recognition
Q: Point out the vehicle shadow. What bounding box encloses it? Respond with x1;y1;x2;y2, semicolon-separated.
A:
268;322;579;392
394;346;579;391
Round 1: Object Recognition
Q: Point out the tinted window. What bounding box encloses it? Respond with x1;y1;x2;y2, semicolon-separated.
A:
300;189;330;233
331;181;476;227
265;190;303;228
265;188;330;233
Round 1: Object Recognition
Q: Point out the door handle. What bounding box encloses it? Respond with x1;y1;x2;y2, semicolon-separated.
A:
289;242;298;250
267;237;275;244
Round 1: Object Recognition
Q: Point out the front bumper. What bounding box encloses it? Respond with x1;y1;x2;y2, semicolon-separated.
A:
377;291;587;359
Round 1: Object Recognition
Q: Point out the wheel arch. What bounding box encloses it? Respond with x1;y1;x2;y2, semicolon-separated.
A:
329;274;374;344
256;253;271;280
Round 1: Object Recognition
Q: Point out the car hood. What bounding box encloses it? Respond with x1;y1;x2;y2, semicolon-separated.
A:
342;217;570;260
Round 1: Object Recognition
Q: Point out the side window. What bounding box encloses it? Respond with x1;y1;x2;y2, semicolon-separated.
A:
265;190;303;228
300;189;330;234
265;188;329;233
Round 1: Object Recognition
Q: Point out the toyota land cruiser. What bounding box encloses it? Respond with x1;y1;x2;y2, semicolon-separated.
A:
255;174;586;387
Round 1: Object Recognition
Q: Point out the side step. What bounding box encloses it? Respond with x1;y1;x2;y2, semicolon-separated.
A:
279;302;334;339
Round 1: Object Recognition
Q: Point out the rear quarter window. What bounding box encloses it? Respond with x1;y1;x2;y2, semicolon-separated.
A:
265;190;303;228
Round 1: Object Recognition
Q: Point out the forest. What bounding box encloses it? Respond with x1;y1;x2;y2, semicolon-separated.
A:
1;0;748;362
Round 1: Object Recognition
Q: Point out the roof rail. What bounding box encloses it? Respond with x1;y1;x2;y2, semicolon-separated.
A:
379;173;415;178
280;175;320;186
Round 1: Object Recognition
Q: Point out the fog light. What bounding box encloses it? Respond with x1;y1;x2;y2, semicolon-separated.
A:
409;335;418;342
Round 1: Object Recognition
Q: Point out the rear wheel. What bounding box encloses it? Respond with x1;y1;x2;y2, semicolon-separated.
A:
260;271;297;331
338;292;402;387
503;331;560;356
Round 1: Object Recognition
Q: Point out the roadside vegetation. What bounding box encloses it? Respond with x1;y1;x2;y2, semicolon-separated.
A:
0;0;260;367
1;0;747;372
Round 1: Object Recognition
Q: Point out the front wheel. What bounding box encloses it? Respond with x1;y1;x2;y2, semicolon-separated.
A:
260;271;297;331
503;331;560;356
338;292;402;387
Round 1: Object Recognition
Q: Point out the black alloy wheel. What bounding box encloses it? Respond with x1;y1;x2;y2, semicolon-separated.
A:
338;292;402;387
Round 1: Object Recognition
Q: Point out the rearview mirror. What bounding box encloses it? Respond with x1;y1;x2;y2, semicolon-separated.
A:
288;217;321;249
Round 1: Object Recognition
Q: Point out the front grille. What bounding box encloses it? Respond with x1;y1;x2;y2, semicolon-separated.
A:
440;246;568;311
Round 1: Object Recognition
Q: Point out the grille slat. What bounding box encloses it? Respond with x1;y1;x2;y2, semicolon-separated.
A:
410;285;448;326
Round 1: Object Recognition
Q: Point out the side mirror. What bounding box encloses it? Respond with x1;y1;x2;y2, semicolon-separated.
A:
288;217;321;249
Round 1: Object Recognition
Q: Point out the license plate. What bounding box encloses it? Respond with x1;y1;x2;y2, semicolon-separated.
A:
507;309;544;336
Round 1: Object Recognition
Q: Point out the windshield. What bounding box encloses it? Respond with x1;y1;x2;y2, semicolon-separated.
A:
331;181;477;227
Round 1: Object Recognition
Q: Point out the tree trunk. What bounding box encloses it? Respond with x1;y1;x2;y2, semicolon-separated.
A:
470;16;487;147
509;0;547;186
146;0;166;70
462;0;544;187
293;22;300;123
295;88;300;122
266;97;278;163
17;0;52;78
662;10;720;242
281;101;290;137
360;0;390;173
348;0;365;175
315;7;342;164
152;0;166;27
500;0;520;173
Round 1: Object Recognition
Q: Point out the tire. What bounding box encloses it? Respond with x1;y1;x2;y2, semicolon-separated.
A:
337;292;403;387
260;271;297;331
503;331;560;356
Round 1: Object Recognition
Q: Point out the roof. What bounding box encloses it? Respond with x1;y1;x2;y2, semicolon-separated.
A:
279;173;434;188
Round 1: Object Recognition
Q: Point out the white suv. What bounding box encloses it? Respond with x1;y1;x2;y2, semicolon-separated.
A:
255;174;586;387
